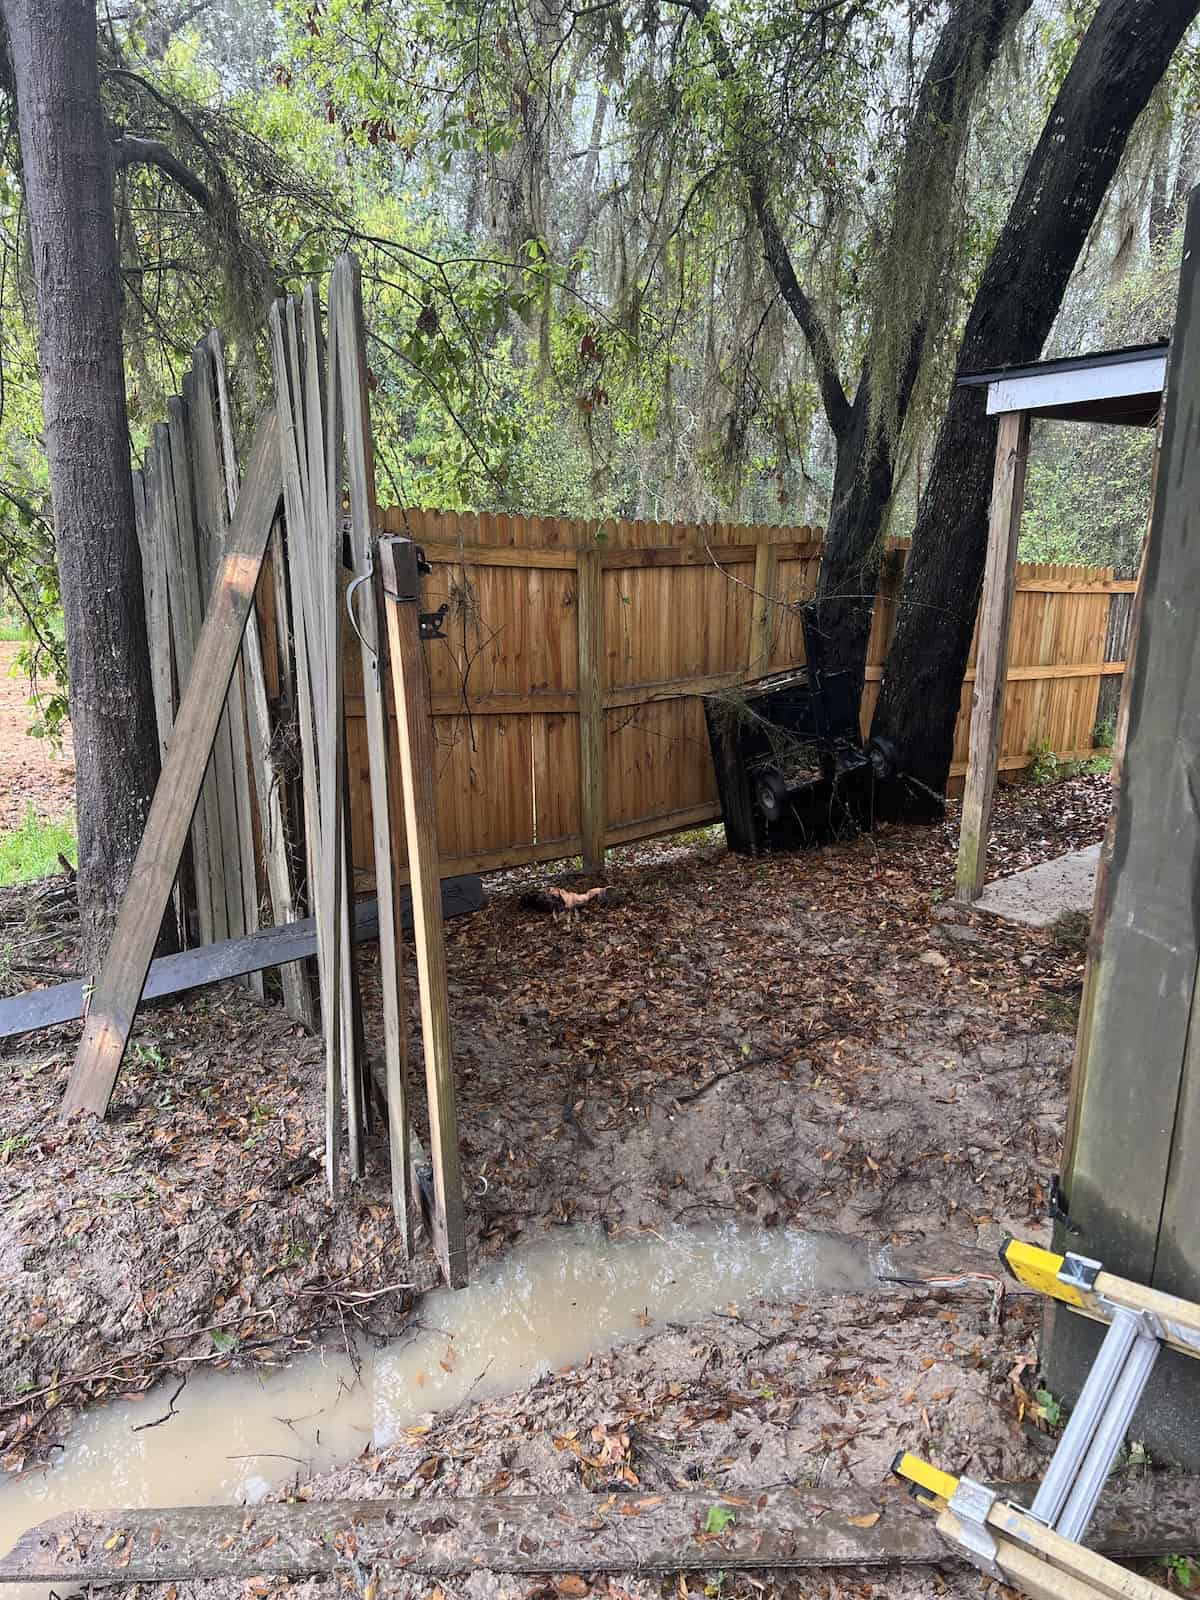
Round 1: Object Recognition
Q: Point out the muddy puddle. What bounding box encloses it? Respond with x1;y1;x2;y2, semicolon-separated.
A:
0;1224;891;1594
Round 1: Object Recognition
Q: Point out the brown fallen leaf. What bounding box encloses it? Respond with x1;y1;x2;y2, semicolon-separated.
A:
556;1577;589;1597
846;1511;881;1529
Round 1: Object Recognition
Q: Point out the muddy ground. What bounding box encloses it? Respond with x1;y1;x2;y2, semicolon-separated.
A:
0;772;1126;1597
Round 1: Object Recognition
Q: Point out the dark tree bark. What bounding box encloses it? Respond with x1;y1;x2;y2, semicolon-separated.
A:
2;0;163;968
871;0;1200;799
723;0;1031;705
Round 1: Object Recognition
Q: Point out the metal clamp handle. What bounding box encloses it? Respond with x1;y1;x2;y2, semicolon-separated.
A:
346;569;377;666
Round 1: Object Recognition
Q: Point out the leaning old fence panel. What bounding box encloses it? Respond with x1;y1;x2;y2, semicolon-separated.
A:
344;513;1131;883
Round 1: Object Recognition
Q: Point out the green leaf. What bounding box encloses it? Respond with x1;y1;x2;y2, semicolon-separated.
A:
703;1506;736;1535
210;1329;239;1355
1034;1386;1062;1428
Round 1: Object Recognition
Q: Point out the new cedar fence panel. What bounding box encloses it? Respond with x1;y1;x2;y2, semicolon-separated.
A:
345;511;1131;883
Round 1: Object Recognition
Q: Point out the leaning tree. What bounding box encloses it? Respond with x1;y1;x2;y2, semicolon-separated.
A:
871;0;1200;798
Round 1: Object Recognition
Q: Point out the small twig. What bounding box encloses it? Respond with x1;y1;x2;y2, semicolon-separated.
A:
226;1452;310;1465
130;1373;186;1433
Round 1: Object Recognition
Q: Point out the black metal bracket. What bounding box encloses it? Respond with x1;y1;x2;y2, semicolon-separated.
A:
420;603;448;640
1049;1172;1080;1236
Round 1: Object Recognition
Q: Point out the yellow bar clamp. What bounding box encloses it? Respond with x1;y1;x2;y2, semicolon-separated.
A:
890;1451;958;1509
998;1237;1086;1308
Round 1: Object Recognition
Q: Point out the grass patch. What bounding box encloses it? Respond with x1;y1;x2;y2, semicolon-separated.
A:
0;806;76;886
0;617;29;643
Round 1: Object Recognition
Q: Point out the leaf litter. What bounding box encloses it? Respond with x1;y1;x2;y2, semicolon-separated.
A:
0;772;1116;1598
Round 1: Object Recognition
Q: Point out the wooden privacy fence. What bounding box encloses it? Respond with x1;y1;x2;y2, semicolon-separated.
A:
342;514;1136;881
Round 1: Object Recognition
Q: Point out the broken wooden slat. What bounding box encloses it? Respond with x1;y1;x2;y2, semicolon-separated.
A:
332;252;412;1246
158;414;218;946
269;301;324;940
318;279;368;1179
0;877;484;1039
380;535;468;1288
60;411;282;1120
189;350;260;985
4;1478;1199;1585
132;457;175;768
132;453;183;949
172;385;238;945
208;331;314;1027
299;282;358;1186
271;297;335;1182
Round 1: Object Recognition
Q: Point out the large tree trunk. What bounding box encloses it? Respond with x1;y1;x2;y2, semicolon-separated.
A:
871;0;1200;799
803;345;920;694
3;0;163;967
799;0;1029;699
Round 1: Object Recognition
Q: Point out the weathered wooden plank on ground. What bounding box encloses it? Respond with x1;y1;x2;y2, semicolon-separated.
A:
0;877;484;1038
955;408;1030;902
59;412;282;1121
380;535;468;1288
4;1478;1198;1585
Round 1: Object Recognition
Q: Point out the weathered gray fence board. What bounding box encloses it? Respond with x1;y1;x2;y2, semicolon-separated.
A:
3;1479;1198;1585
60;413;282;1119
333;253;412;1246
189;351;258;982
158;414;218;946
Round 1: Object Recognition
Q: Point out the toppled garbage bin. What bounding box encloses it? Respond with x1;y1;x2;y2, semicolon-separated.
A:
702;634;938;854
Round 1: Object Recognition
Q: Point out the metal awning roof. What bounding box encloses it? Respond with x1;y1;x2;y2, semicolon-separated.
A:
957;341;1168;425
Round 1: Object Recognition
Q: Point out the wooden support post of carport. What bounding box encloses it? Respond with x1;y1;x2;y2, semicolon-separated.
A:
952;339;1167;904
955;409;1030;902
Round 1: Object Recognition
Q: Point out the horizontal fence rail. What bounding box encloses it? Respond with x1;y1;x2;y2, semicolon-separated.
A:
343;512;1128;882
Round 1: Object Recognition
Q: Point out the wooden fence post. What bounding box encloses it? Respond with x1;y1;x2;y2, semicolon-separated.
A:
955;409;1029;902
380;536;468;1289
576;547;607;872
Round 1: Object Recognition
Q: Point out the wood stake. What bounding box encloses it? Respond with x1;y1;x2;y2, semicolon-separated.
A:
380;535;468;1287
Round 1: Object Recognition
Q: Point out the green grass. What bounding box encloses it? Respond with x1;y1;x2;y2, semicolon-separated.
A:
0;806;76;886
0;617;29;643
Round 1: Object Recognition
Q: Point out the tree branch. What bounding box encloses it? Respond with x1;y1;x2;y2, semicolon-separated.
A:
111;134;212;210
747;188;852;439
660;0;852;440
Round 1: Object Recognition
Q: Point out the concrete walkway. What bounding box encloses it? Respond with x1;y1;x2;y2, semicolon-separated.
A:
974;843;1100;928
